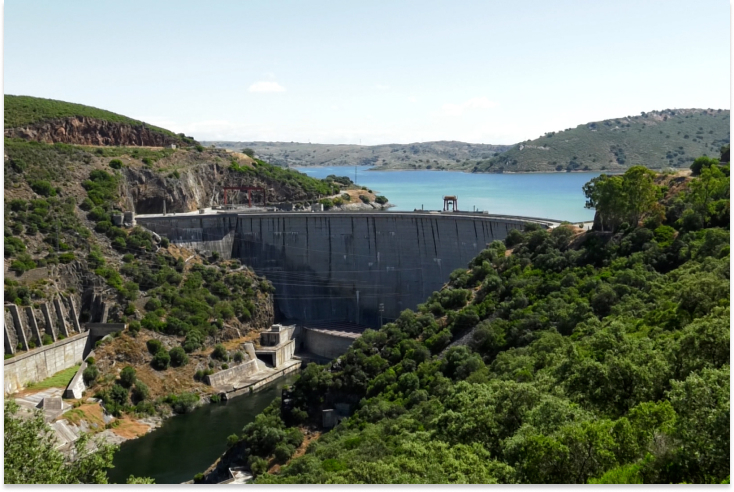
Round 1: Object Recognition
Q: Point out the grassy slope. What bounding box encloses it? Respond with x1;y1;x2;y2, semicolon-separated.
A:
4;95;181;140
478;108;730;173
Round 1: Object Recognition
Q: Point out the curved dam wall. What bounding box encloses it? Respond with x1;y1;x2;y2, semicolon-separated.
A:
137;212;546;328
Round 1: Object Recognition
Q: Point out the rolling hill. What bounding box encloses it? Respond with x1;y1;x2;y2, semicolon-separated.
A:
201;141;512;171
205;108;729;173
477;108;730;173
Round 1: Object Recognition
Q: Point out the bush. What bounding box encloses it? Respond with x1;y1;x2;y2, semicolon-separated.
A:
166;392;200;414
227;434;240;447
359;194;371;204
169;346;189;367
146;339;162;355
109;384;129;406
82;365;99;385
375;195;388;205
319;198;334;209
58;252;75;264
233;351;244;363
152;350;170;370
131;381;150;403
119;366;137;388
160;237;170;248
30;180;56;196
109;159;123;170
211;344;228;361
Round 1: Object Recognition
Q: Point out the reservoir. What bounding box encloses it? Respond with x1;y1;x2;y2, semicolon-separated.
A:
107;374;298;484
295;166;600;222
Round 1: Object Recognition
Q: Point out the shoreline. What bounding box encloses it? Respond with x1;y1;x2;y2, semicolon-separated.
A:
294;165;612;175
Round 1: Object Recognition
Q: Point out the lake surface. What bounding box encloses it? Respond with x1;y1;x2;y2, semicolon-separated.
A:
107;374;298;484
295;166;600;222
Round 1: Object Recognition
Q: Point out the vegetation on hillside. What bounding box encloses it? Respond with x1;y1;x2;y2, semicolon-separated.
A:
205;140;511;171
4;95;193;144
476;109;730;173
4;400;153;484
211;154;729;484
229;158;340;196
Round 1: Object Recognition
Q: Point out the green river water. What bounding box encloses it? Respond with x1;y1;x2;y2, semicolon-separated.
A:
107;374;298;484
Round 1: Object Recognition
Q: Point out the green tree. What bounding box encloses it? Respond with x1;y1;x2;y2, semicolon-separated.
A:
4;400;120;483
583;174;625;232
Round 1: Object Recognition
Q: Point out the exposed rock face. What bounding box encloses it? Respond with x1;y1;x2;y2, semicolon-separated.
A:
5;117;182;147
123;163;320;214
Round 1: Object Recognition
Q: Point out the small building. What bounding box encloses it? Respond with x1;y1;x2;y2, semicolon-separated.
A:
168;144;177;150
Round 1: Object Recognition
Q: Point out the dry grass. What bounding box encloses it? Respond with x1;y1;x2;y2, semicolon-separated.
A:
63;404;106;432
111;417;151;439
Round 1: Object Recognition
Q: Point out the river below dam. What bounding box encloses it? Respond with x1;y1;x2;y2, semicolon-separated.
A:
295;166;600;222
107;374;299;484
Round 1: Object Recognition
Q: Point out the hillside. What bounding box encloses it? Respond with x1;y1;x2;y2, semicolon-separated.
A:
202;159;730;484
478;108;730;173
4;95;196;148
201;141;512;171
3;97;367;439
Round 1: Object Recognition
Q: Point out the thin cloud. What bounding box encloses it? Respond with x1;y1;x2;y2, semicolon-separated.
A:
442;96;497;116
248;81;286;93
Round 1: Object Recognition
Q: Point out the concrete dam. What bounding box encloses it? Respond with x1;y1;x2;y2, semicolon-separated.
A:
137;211;555;329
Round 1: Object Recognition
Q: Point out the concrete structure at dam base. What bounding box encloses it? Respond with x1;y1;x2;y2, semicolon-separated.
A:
136;210;558;330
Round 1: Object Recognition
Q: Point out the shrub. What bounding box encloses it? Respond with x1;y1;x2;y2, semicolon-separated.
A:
131;381;150;403
82;365;99;385
109;384;129;406
160;237;170;248
359;194;370;204
109;159;123;170
146;339;162;355
42;334;53;345
152;350;170;370
119;366;137;388
332;197;344;207
30;180;56;196
211;344;228;361
166;392;200;414
58;252;75;264
227;434;240;447
375;195;388;205
319;198;334;209
169;346;189;367
233;351;244;363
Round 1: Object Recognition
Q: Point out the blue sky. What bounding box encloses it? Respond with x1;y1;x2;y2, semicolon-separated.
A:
4;0;730;144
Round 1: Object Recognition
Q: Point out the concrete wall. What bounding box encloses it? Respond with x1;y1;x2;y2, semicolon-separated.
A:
4;332;89;395
205;358;259;388
303;329;355;360
137;212;535;328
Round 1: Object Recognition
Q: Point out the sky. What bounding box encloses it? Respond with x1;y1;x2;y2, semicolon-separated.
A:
4;0;731;145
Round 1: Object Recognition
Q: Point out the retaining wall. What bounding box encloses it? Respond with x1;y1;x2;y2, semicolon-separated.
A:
4;332;89;395
205;358;259;388
303;329;356;360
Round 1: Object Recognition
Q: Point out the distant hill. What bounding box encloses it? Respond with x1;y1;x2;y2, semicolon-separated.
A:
4;95;196;147
206;109;729;173
200;141;512;171
477;108;729;173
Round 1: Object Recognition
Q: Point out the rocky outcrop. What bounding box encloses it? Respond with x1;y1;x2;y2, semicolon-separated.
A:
5;117;183;147
123;163;323;214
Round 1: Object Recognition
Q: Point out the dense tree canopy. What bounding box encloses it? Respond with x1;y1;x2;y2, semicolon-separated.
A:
221;161;729;484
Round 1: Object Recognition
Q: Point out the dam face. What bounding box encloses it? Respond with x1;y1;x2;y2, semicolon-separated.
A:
137;212;547;328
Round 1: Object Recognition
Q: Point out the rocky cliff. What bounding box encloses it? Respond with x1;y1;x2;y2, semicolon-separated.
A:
5;116;184;147
123;160;330;214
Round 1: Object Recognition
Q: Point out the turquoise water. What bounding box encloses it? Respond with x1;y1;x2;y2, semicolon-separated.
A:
295;166;599;222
